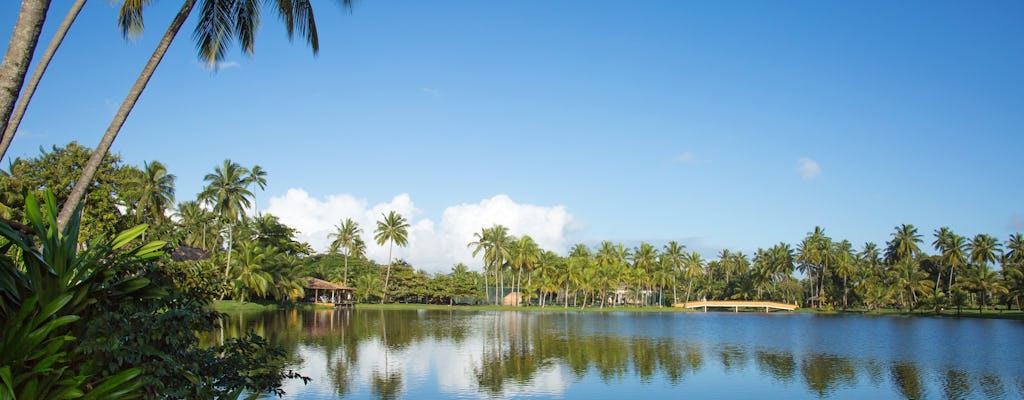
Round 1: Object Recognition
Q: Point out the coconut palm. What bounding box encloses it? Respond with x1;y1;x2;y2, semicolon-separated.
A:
510;236;539;306
374;211;409;303
632;243;658;305
1006;233;1024;265
468;225;513;304
199;159;253;286
245;165;268;217
328;218;361;285
230;240;272;303
56;0;354;231
131;160;175;228
962;264;1006;311
0;0;51;157
833;240;856;309
174;200;215;250
967;234;1002;268
0;0;87;161
662;241;685;306
940;234;967;293
886;224;922;264
682;251;704;305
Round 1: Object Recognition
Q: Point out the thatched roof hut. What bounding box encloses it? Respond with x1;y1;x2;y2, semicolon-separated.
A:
302;277;354;305
170;246;210;262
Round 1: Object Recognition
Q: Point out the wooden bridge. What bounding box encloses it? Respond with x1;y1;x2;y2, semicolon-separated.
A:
674;300;798;312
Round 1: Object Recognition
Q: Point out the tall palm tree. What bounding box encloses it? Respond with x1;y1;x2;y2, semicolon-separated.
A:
662;241;685;306
245;165;268;217
682;251;704;305
56;0;354;231
833;240;856;309
631;243;657;305
468;225;512;304
510;236;539;306
328;218;361;285
0;0;87;161
199;159;253;285
374;211;409;303
0;0;51;155
132;160;175;227
940;234;967;293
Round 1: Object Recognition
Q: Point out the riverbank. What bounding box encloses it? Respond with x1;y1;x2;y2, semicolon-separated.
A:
210;300;1024;319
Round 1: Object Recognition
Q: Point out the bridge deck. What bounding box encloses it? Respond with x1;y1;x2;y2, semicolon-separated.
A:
673;300;798;311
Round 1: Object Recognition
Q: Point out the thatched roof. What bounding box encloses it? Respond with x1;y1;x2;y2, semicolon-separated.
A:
302;277;354;291
171;246;210;262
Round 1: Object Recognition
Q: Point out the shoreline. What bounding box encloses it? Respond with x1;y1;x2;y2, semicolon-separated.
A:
210;301;1024;320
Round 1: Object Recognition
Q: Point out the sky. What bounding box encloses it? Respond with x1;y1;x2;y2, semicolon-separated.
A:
2;1;1023;272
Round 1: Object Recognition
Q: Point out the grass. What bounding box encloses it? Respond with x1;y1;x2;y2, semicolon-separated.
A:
210;300;334;312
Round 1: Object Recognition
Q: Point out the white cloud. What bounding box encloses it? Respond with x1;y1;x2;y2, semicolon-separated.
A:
673;151;696;163
266;191;577;273
196;60;241;71
1010;214;1024;230
797;157;822;180
420;87;442;97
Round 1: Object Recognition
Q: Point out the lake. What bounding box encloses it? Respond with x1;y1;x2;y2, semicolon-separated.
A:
214;308;1024;399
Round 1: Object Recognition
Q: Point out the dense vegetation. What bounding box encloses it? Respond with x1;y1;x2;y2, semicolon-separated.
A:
7;142;1021;317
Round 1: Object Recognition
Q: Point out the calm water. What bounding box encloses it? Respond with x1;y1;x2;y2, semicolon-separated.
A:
212;308;1024;399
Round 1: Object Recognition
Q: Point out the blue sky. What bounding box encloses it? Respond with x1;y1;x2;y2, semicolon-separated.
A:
2;1;1023;270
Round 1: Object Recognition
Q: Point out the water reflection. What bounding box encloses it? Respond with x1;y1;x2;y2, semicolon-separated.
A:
205;309;1024;399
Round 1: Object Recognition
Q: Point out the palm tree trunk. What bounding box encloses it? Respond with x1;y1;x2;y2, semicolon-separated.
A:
220;224;233;300
686;280;693;306
0;0;50;156
57;0;197;231
0;0;86;161
343;253;349;286
382;240;393;304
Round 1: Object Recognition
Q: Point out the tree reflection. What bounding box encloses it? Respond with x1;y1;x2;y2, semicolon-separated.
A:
800;354;856;397
890;362;923;400
206;309;1006;399
943;369;970;400
756;350;796;383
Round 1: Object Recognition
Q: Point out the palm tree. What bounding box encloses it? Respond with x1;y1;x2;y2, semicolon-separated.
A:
886;224;922;264
510;236;539;306
833;240;856;309
131;160;175;228
468;225;512;305
199;159;253;286
328;218;361;285
0;0;87;161
0;0;51;156
662;241;685;306
56;0;354;231
967;234;1002;268
245;165;268;217
374;211;409;303
230;240;272;303
1006;233;1024;265
940;234;967;293
962;264;1006;311
682;251;704;305
174;200;215;250
632;243;658;305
